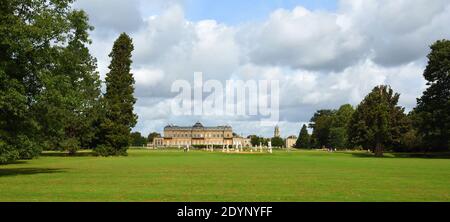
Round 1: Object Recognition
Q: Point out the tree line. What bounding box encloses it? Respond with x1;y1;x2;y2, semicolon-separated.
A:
0;0;137;163
247;135;285;148
295;39;450;156
130;132;162;147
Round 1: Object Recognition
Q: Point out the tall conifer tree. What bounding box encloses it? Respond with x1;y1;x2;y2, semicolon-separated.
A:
295;124;310;149
97;33;137;156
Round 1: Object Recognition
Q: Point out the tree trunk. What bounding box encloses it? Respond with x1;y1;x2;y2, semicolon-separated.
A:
375;142;383;157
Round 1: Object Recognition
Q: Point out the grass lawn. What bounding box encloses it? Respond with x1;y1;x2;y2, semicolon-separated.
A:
0;149;449;202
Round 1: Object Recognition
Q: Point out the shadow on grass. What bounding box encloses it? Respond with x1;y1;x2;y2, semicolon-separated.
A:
346;152;450;159
4;160;29;165
0;168;66;177
40;151;96;157
392;152;450;159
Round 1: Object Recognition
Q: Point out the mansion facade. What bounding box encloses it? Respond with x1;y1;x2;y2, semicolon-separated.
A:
153;122;251;147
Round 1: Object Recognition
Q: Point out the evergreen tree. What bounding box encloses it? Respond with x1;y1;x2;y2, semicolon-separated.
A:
295;124;310;149
348;85;409;157
33;10;101;154
96;33;137;156
414;40;450;151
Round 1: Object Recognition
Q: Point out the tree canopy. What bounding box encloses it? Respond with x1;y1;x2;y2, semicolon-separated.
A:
271;137;284;148
348;85;409;156
308;105;354;150
0;0;100;163
147;132;162;143
131;132;147;147
329;104;354;149
309;109;335;148
414;40;450;151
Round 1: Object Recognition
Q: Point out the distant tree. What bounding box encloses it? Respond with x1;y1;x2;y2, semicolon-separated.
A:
348;85;409;157
249;135;267;147
414;40;450;152
329;104;354;149
96;33;137;156
332;104;355;128
271;137;284;148
262;138;270;146
309;110;335;148
295;124;310;149
131;132;147;147
147;132;162;143
248;135;259;147
398;114;422;152
329;127;347;150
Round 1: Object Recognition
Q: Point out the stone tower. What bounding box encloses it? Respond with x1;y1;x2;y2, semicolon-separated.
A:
274;125;280;138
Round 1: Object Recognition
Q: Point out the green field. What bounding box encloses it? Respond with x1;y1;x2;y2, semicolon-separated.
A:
0;149;449;202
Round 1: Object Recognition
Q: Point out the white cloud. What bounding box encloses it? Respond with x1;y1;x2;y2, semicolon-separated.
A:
75;1;449;136
133;68;165;87
74;0;144;34
340;0;450;66
242;6;366;71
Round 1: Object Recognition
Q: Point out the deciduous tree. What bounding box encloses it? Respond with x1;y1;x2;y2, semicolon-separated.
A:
309;110;335;148
0;0;100;163
271;137;284;148
329;104;354;149
131;132;147;147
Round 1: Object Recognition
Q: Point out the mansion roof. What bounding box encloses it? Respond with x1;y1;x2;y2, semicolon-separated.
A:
164;122;232;131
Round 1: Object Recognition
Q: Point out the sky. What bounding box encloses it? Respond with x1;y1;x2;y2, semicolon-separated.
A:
73;0;450;138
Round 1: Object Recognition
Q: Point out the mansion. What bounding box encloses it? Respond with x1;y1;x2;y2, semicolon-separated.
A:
153;122;251;147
